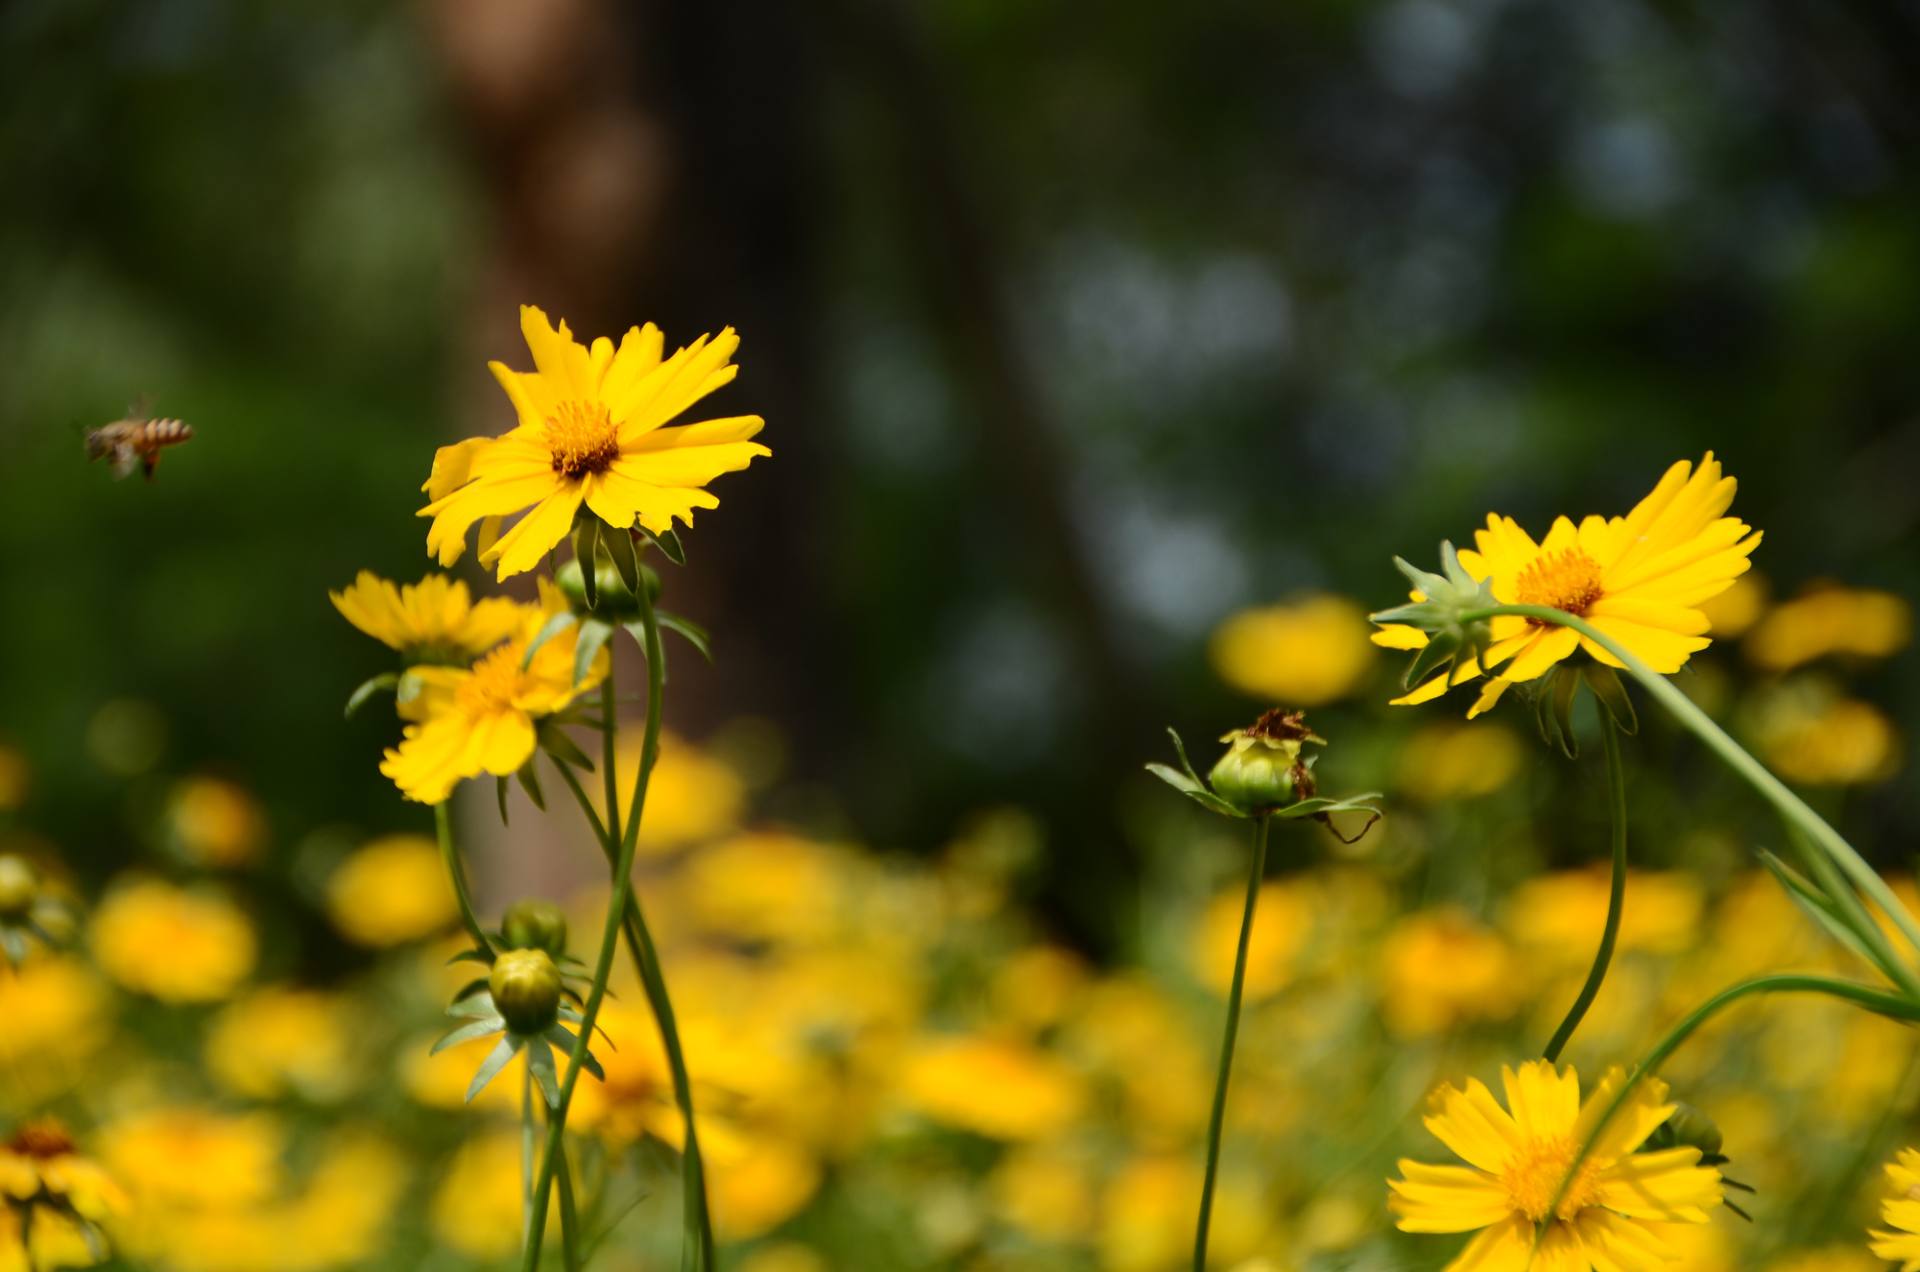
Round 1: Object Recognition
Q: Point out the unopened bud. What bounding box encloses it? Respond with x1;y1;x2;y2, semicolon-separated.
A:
500;899;568;958
555;557;656;619
489;948;562;1035
1208;710;1324;815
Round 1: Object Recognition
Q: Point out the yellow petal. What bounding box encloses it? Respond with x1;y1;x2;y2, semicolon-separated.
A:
1499;1060;1580;1139
1387;1160;1511;1233
1421;1078;1521;1174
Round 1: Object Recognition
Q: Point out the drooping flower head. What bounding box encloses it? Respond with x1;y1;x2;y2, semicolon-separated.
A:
421;306;770;580
1388;1060;1722;1270
1870;1147;1920;1270
0;1118;127;1269
1375;454;1760;717
329;572;526;665
379;589;608;804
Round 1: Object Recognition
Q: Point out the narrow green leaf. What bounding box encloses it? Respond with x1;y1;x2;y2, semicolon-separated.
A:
522;612;578;669
465;1035;521;1103
607;526;643;597
344;672;399;719
1144;761;1207;798
516;760;547;812
538;723;596;771
1165;727;1205;786
573;518;602;609
639;525;687;565
527;1037;561;1108
1273;793;1385;819
447;995;502;1019
657;612;712;663
494;776;510;827
446;948;492;966
624;621;665;684
574;618;615;688
1584;665;1638;736
432;1017;507;1055
1758;850;1879;969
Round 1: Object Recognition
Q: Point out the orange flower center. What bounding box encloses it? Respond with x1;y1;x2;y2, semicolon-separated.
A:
7;1120;75;1159
1516;548;1605;621
545;401;620;479
456;643;530;715
1501;1134;1602;1223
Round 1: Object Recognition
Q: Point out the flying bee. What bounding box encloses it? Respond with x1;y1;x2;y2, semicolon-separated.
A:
86;400;193;482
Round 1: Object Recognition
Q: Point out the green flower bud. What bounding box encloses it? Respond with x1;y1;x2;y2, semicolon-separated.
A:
500;899;569;958
1649;1102;1723;1158
489;948;563;1035
0;855;37;919
556;557;657;619
1207;709;1324;815
27;897;75;946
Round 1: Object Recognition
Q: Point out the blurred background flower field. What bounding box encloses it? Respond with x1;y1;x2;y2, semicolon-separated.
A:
2;1;1918;1270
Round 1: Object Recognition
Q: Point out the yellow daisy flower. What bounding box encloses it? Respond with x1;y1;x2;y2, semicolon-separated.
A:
0;1119;127;1270
329;571;525;664
1377;453;1760;716
421;305;770;580
378;592;607;803
1389;1059;1722;1270
1869;1147;1920;1270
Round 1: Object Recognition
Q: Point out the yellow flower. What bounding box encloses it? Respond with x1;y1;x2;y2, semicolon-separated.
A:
0;1120;126;1270
91;879;255;1003
679;832;843;944
899;1034;1085;1141
1378;907;1519;1038
164;776;267;868
990;1144;1096;1243
1745;584;1911;672
205;987;354;1102
569;1001;674;1145
1698;572;1767;638
379;597;606;803
0;958;109;1112
1190;880;1313;1000
328;571;525;663
101;1106;283;1212
1871;1148;1920;1270
431;1130;554;1260
1395;722;1524;801
1389;1060;1722;1270
1210;594;1376;705
1503;869;1704;964
601;730;747;856
1100;1155;1268;1272
1751;682;1901;786
705;1125;821;1241
421;305;770;580
324;834;457;946
1378;453;1760;716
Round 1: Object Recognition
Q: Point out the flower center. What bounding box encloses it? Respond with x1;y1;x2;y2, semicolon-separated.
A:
456;644;528;715
545;401;620;479
1515;548;1605;621
1501;1134;1602;1223
7;1120;74;1159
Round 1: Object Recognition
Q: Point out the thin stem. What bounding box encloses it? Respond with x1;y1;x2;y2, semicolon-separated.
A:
600;675;624;849
1462;604;1920;975
1542;722;1628;1063
557;1145;582;1272
1193;815;1269;1272
521;1055;535;1239
434;801;494;955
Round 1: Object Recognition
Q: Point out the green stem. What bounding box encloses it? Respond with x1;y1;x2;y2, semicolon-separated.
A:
1542;722;1628;1064
1463;604;1920;975
557;1146;582;1272
434;801;493;955
1193;815;1269;1272
1543;973;1920;1227
521;1055;535;1239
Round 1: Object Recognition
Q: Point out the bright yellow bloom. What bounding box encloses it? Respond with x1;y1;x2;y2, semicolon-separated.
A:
324;834;457;945
1209;594;1376;705
1396;722;1524;801
0;1120;126;1270
1100;1155;1269;1272
91;879;255;1003
164;776;267;867
421;305;770;580
899;1034;1085;1141
1189;880;1312;1000
379;597;607;803
1752;683;1901;786
1378;907;1519;1038
1745;584;1911;672
0;958;109;1112
102;1107;283;1215
704;1124;822;1241
1378;454;1760;716
1389;1060;1722;1270
328;571;525;663
1504;869;1705;964
1871;1148;1920;1270
205;987;354;1102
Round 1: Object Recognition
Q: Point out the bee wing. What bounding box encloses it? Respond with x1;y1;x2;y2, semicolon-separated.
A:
111;443;140;480
128;394;152;419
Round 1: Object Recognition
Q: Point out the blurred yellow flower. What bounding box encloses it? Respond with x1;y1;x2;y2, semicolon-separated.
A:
1390;1061;1721;1268
1210;594;1375;706
990;1143;1095;1243
397;1029;520;1114
1378;907;1519;1038
1503;869;1704;964
1100;1156;1268;1272
380;596;606;803
205;987;353;1102
705;1124;822;1241
989;945;1090;1035
900;1035;1085;1141
324;834;457;947
102;1106;283;1213
1190;880;1312;1000
165;776;266;868
0;1119;126;1270
570;1000;673;1145
1752;685;1901;786
1698;571;1768;638
1745;584;1911;672
680;832;842;944
431;1130;554;1259
328;570;524;662
1767;1248;1882;1272
600;730;747;856
735;1245;828;1272
1395;722;1524;801
0;745;27;812
1065;977;1210;1145
0;958;110;1111
92;880;255;1003
1381;453;1759;716
1870;1147;1920;1271
422;305;770;580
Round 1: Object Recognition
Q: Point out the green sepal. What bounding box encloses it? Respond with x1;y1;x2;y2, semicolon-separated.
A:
657;612;712;663
537;721;595;771
432;1016;507;1055
523;612;579;670
1271;793;1384;820
447;994;502;1019
638;525;687;566
495;776;511;827
546;1025;605;1080
465;1035;521;1103
1584;665;1638;736
574;618;615;688
447;948;493;966
624;621;664;684
573;518;602;609
395;670;425;714
606;526;644;597
1757;849;1880;970
1551;667;1581;759
344;672;400;719
516;760;547;812
1146;727;1247;818
452;975;491;1002
1402;629;1461;692
526;1036;561;1108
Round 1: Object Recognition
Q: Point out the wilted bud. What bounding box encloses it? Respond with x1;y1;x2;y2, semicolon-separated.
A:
555;557;657;619
489;948;563;1035
500;899;568;958
1207;709;1325;815
0;855;37;919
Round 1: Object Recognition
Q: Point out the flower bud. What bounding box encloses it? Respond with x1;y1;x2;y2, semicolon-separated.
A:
489;948;563;1035
500;899;568;958
0;855;37;919
27;898;75;946
1208;709;1324;815
1652;1103;1723;1158
555;557;657;619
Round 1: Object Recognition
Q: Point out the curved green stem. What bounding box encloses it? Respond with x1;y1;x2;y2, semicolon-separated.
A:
1463;603;1920;982
434;801;493;956
1542;973;1920;1233
1543;723;1628;1063
1193;815;1269;1272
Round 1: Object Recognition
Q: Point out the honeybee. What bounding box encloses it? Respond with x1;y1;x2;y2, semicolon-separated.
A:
86;400;193;481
